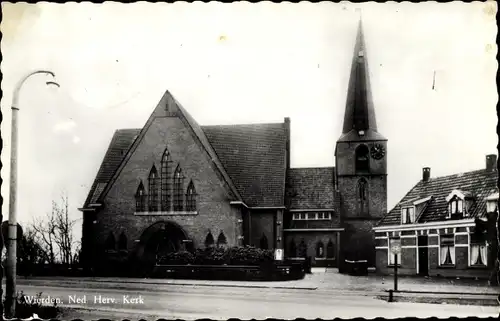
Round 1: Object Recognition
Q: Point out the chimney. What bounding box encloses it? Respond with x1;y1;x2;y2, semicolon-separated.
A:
486;154;497;171
284;117;291;170
422;167;431;182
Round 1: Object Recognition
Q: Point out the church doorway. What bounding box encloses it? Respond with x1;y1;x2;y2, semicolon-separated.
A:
138;221;190;268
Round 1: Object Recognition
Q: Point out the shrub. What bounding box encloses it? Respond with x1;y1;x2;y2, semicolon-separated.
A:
158;251;195;265
194;247;229;265
227;246;274;265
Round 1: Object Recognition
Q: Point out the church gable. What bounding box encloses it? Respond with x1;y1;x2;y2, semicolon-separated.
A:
97;90;242;212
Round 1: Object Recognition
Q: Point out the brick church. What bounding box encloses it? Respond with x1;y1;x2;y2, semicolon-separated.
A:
79;20;388;271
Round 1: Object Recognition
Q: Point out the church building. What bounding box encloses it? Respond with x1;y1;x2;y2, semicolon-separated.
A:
79;20;388;272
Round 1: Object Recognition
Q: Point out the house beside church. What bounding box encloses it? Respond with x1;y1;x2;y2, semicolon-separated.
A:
373;155;498;279
79;19;388;273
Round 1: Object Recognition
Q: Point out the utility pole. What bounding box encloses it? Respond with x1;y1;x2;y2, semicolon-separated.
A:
5;70;59;318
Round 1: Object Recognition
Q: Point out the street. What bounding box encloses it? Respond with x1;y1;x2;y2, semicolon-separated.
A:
14;279;499;320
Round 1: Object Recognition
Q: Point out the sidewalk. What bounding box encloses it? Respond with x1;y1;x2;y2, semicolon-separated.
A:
18;269;498;295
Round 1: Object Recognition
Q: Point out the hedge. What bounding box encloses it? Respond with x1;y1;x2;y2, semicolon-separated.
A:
157;246;274;266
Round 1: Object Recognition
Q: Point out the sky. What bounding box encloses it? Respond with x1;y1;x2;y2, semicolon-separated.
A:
1;2;498;243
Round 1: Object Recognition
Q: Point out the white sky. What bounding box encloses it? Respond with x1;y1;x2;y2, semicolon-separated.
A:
1;2;498;241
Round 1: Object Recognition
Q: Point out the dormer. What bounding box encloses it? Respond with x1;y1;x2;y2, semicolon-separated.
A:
400;196;432;224
445;189;473;219
485;192;499;213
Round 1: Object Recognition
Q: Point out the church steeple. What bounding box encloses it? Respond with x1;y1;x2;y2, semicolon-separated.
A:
339;19;384;141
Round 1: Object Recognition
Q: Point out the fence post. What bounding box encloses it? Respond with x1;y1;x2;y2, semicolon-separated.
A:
388;289;393;302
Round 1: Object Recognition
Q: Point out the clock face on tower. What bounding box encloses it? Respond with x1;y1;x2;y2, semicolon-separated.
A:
370;143;385;160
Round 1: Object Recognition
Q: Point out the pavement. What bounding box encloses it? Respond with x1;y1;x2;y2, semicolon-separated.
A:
19;267;498;294
12;279;500;320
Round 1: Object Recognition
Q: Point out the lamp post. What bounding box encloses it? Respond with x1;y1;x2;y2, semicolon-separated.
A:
4;70;59;318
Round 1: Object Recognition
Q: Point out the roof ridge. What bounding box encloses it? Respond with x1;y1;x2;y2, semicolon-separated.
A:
426;168;492;181
201;122;286;127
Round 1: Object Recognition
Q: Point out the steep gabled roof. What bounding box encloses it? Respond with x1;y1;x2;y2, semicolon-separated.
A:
88;90;243;207
285;167;335;209
83;129;140;207
203;123;287;207
378;168;498;226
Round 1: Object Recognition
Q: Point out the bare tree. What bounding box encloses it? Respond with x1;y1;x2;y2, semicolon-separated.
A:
31;194;79;266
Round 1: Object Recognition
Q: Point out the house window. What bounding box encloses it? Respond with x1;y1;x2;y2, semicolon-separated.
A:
173;165;184;211
326;239;335;258
160;149;173;211
204;231;215;248
135;182;146;212
307;213;316;220
148;166;159;212
216;232;227;248
185;180;197;211
355;145;370;172
388;237;401;266
401;207;415;224
470;233;487;266
439;235;455;266
448;196;464;217
316;241;324;258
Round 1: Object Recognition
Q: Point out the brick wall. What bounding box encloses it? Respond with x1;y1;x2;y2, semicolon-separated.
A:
335;141;387;176
95;113;243;256
337;176;387;220
284;231;339;266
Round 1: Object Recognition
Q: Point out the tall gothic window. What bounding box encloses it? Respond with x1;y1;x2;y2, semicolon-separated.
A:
186;180;197;211
260;234;269;250
135;182;146;212
148;166;159;212
355;144;370;172
118;232;127;251
358;178;368;215
326;239;335;258
161;149;173;211
316;241;325;258
173;165;184;211
217;232;227;248
288;238;297;257
204;231;215;248
104;232;116;251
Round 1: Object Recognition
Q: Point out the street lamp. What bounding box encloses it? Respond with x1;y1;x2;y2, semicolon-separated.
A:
4;70;59;318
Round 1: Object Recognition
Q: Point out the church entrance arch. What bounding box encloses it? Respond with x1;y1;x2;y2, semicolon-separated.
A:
137;221;190;268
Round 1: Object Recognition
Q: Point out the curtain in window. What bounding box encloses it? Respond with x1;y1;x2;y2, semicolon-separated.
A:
471;243;487;266
440;245;455;265
388;252;396;265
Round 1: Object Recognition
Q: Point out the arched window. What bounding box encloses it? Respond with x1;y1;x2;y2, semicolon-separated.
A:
173;165;184;211
260;234;269;250
216;232;227;248
186;180;197;211
161;149;173;211
326;239;335;258
104;232;116;251
355;144;370;173
148;166;159;212
135;181;146;212
358;178;368;215
118;232;127;250
204;231;215;248
316;241;325;258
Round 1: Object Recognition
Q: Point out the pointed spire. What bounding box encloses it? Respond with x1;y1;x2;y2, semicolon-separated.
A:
341;18;378;135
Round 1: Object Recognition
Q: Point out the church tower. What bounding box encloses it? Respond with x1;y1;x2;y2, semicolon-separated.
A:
335;19;387;268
